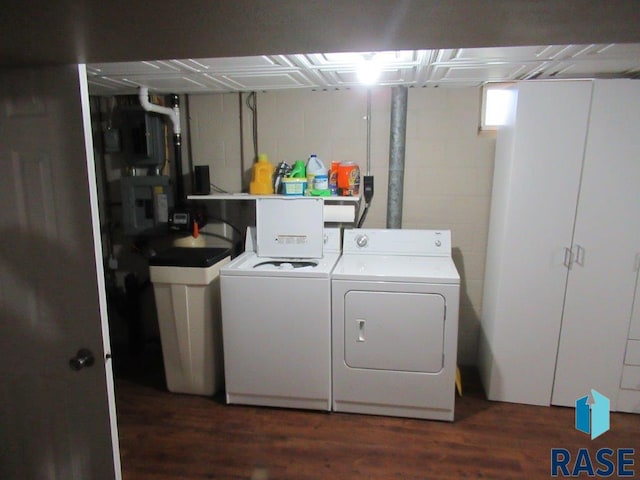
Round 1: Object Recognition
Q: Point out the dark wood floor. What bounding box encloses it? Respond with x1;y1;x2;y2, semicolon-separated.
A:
114;350;640;479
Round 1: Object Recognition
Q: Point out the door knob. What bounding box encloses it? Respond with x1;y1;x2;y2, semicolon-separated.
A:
69;348;95;371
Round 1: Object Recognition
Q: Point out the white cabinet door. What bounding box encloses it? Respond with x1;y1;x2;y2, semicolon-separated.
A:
629;275;640;340
0;65;120;479
617;271;640;413
552;80;640;408
479;81;593;405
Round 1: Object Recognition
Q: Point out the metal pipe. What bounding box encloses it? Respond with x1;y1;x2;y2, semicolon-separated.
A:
366;88;372;175
386;86;408;229
239;92;246;190
170;95;185;205
184;94;195;193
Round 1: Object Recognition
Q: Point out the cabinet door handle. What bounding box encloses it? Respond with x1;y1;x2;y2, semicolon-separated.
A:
563;247;573;269
574;244;585;267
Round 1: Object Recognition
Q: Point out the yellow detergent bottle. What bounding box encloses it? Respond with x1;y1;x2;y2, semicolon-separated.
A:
249;154;275;194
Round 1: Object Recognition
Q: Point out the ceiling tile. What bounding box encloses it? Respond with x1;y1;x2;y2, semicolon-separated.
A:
218;72;315;90
430;64;534;83
86;43;640;95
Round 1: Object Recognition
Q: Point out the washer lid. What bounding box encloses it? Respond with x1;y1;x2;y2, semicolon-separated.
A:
256;197;324;258
221;251;341;278
332;254;460;284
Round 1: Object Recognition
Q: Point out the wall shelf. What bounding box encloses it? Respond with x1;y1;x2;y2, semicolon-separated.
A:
187;193;360;203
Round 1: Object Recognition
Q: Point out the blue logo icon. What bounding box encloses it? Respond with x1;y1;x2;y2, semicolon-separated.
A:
575;389;610;440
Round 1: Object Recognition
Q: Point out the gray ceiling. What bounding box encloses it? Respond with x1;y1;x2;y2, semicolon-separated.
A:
87;44;640;95
2;1;640;95
2;1;640;68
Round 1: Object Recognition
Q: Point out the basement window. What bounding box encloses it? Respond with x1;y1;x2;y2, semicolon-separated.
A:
480;83;515;131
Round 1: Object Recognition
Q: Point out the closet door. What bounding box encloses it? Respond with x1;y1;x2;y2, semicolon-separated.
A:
479;81;592;405
552;80;640;409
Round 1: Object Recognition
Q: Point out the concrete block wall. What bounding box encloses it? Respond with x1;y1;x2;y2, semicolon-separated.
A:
187;86;495;365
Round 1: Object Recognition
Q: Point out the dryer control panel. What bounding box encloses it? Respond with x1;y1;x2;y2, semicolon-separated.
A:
343;228;451;256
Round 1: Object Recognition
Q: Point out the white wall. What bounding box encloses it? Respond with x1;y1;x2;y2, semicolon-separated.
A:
188;87;495;365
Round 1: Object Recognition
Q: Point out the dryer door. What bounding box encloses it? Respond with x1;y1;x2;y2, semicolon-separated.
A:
344;290;445;373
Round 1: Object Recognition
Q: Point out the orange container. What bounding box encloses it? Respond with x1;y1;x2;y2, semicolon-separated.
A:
329;161;340;195
337;162;360;196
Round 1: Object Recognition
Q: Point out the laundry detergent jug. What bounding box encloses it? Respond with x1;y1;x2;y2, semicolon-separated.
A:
306;154;328;193
249;154;275;195
290;160;306;178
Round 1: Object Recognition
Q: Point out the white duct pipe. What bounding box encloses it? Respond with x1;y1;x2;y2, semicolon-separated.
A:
138;87;185;204
138;87;181;135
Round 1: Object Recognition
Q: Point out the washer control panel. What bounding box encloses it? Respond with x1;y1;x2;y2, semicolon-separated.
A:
343;228;451;256
355;234;369;248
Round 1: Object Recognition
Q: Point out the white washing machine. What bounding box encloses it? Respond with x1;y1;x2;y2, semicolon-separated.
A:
332;228;460;421
220;198;340;411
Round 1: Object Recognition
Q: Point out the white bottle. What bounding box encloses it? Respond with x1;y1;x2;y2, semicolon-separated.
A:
306;154;328;190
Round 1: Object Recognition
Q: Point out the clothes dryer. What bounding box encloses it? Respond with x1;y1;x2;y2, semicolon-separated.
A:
331;229;460;421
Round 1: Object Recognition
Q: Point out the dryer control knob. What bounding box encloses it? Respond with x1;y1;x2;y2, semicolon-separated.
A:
355;234;368;248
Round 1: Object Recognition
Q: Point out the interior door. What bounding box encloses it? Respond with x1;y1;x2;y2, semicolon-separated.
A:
0;65;121;479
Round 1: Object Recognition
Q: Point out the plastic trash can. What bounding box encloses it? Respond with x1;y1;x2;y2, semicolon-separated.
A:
149;247;231;395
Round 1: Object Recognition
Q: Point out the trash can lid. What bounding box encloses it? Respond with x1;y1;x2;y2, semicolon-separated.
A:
149;247;231;268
